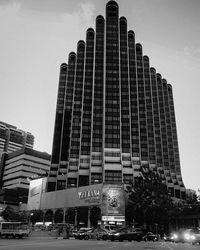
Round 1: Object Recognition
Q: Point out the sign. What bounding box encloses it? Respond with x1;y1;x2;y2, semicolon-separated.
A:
27;178;47;210
102;216;125;221
101;185;125;220
78;189;100;200
77;187;101;204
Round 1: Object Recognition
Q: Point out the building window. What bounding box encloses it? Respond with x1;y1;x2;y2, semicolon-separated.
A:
91;173;102;184
105;170;122;184
123;174;133;184
67;178;77;188
78;175;89;187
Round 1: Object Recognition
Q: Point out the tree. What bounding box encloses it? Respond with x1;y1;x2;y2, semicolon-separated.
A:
1;206;20;221
125;166;173;233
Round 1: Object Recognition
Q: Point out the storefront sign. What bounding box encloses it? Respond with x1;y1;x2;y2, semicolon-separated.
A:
78;189;100;200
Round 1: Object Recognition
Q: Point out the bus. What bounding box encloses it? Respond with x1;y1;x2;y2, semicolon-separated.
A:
0;222;30;238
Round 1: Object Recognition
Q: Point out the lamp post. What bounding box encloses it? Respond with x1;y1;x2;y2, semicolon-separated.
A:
29;212;33;228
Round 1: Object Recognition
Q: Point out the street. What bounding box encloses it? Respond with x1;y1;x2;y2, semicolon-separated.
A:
0;238;199;250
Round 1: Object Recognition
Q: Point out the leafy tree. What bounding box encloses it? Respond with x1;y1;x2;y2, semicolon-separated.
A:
1;206;20;221
125;166;173;233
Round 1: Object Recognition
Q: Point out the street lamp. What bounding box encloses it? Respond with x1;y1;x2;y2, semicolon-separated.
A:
29;212;34;227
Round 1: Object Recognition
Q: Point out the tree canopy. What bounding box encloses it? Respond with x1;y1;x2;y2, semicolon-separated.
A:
125;166;173;233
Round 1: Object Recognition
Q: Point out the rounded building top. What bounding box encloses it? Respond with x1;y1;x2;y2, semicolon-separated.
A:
69;52;76;61
77;40;85;50
143;55;149;61
168;84;172;90
86;28;95;38
60;63;67;69
150;67;156;73
128;30;135;40
162;79;167;87
136;43;143;53
106;0;119;8
96;15;104;24
106;0;118;18
120;16;127;23
157;73;162;79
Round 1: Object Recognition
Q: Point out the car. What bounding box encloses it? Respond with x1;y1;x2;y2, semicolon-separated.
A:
183;228;200;245
143;232;159;241
93;228;109;240
103;225;117;234
76;227;94;240
109;227;143;242
170;228;199;243
163;233;174;242
169;230;185;243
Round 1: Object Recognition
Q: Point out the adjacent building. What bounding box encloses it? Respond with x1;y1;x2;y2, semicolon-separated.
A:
0;121;34;154
0;148;50;207
47;0;185;199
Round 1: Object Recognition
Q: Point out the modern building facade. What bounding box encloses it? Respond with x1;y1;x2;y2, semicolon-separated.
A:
0;121;34;154
0;148;50;206
47;0;185;199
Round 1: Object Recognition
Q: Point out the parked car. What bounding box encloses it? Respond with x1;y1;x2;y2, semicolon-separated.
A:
93;228;109;240
103;225;117;234
76;227;94;240
143;232;159;241
109;227;143;242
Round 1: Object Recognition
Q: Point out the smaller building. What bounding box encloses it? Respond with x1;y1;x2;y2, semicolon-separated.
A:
27;181;126;227
0;148;50;207
0;121;34;153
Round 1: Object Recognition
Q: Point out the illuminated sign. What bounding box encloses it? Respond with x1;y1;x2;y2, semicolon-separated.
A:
101;185;125;218
102;216;125;221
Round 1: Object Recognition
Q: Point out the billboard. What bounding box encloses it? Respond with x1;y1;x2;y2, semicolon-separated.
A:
101;185;125;221
27;178;47;210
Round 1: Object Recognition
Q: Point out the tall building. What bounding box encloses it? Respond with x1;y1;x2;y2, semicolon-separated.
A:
47;0;185;199
0;121;34;154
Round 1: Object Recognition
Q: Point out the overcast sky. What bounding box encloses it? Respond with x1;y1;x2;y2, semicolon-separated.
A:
0;0;200;192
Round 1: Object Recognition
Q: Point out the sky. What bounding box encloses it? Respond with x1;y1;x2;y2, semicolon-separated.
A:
0;0;200;192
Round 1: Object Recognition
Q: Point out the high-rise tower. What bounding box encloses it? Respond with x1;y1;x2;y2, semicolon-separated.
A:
47;1;185;199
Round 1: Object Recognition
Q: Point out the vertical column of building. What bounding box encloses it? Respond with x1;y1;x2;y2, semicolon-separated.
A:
157;74;170;171
48;63;68;191
104;1;121;184
143;56;156;167
162;80;176;197
163;82;175;172
68;41;85;188
168;85;185;198
79;28;95;187
136;44;148;164
119;17;132;184
128;31;140;176
91;15;105;185
150;68;163;173
56;52;76;190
